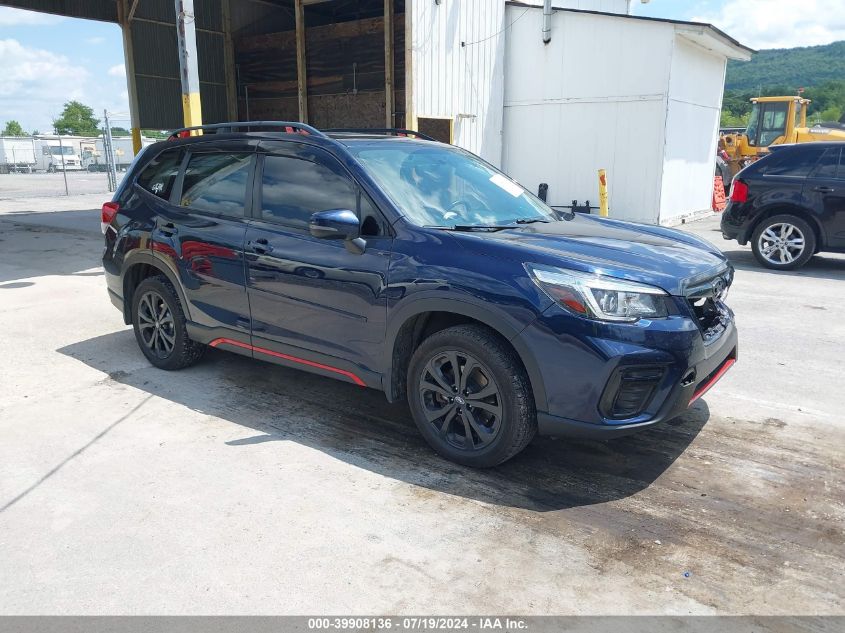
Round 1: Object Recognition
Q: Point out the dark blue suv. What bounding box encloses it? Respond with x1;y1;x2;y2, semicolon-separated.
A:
102;122;737;467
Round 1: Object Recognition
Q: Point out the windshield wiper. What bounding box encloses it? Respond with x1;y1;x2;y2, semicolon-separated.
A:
512;218;551;224
425;225;511;232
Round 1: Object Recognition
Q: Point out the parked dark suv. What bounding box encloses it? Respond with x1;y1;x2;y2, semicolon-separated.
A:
103;122;737;467
721;142;845;270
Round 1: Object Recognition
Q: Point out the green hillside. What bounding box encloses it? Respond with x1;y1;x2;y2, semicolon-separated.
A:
725;40;845;91
721;40;845;127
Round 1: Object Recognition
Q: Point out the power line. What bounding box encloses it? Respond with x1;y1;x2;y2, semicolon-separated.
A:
461;8;531;48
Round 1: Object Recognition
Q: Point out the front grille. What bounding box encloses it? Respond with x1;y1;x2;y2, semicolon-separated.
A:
688;296;726;342
685;271;733;344
600;366;665;419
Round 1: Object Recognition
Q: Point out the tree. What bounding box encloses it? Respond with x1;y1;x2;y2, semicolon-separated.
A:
53;101;100;136
142;129;168;139
2;120;27;136
107;126;131;137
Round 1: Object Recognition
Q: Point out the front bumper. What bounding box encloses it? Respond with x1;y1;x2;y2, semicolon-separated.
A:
517;302;738;439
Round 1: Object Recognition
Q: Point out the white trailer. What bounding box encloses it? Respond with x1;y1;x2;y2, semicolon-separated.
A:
32;137;85;172
82;137;154;172
0;137;37;173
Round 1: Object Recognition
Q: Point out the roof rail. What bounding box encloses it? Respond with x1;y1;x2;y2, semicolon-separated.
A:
322;128;436;141
167;121;328;140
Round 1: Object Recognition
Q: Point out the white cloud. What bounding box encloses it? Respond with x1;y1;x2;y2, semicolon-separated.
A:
0;7;64;26
0;39;90;132
694;0;845;49
108;63;126;77
86;36;106;45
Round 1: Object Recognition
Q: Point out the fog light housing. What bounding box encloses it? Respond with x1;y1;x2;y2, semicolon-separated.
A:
600;366;665;420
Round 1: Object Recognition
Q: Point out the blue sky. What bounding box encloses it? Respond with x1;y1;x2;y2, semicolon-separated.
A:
1;1;844;134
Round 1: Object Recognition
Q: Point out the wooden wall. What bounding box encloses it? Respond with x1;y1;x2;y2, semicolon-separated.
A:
235;13;405;128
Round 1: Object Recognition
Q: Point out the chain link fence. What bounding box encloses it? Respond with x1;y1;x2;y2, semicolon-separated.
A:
0;112;135;200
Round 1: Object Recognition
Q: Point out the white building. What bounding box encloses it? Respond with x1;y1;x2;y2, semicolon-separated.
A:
408;0;752;225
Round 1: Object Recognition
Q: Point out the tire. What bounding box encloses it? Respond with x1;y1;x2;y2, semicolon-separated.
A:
131;275;205;370
751;214;816;270
407;324;536;468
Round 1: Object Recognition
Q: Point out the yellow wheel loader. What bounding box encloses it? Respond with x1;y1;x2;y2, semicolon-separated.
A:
719;96;845;177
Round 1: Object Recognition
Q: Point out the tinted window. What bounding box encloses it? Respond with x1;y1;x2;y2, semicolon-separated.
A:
764;148;824;178
180;152;252;217
840;149;845;180
810;148;840;179
137;148;183;199
261;155;356;228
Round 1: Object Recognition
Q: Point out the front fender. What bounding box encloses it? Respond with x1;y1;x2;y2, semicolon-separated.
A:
382;295;548;414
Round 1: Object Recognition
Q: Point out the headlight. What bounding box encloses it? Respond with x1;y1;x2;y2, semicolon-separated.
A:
527;264;669;322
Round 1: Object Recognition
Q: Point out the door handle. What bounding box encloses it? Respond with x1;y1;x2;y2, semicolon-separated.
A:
249;237;273;254
157;221;178;236
813;186;835;194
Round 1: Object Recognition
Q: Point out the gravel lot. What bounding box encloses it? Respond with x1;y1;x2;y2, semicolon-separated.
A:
0;171;123;199
0;195;842;616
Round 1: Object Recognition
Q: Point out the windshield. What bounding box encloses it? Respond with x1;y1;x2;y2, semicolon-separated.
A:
50;146;75;156
349;143;556;228
744;103;761;146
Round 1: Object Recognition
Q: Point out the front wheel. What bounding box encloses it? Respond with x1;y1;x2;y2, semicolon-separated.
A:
751;214;816;270
407;325;536;467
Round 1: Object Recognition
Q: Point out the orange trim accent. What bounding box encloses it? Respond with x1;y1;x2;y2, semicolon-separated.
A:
208;337;366;387
689;357;735;406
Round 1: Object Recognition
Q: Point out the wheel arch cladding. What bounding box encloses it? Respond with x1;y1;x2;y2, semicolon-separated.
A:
122;253;191;325
383;300;547;412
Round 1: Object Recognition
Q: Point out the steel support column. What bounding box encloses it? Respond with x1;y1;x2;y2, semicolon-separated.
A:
222;0;238;121
119;0;143;154
175;0;203;131
294;0;308;123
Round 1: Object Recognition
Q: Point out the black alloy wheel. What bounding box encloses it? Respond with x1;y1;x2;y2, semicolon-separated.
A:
136;290;177;359
418;350;504;451
131;275;205;370
408;324;536;467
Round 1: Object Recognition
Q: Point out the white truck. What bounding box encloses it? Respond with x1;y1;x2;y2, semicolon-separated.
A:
83;137;153;172
0;137;37;173
33;137;85;172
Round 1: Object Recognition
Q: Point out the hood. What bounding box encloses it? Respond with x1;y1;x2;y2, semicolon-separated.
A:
452;214;731;296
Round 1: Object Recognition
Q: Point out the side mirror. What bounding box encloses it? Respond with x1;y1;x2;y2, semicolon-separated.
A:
309;209;360;240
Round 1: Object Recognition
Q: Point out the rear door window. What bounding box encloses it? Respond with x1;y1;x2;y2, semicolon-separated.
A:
809;148;841;179
260;154;357;229
839;149;845;180
137;148;183;199
763;148;825;178
180;152;253;217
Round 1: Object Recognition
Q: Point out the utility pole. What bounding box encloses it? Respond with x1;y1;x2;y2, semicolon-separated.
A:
57;135;69;196
175;0;203;131
104;110;118;192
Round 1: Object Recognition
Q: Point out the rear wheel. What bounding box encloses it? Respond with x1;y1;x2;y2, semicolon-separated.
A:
751;214;816;270
407;325;536;468
131;275;205;370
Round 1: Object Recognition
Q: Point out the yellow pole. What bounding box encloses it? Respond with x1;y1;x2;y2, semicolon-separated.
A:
598;169;609;217
131;127;142;155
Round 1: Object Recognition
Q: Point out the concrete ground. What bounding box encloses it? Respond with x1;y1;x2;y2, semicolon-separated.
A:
0;196;842;615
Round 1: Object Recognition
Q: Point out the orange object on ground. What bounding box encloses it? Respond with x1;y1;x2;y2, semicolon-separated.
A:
713;176;727;212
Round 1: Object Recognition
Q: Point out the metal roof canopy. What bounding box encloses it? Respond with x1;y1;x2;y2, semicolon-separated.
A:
0;0;232;129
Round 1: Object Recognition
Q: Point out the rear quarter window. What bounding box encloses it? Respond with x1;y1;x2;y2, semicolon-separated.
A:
762;147;825;178
137;148;183;199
